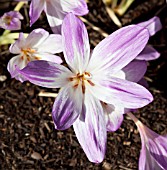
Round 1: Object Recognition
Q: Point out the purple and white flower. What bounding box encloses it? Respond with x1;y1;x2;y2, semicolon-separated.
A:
8;28;63;82
0;11;23;30
128;112;167;170
18;13;153;163
29;0;88;33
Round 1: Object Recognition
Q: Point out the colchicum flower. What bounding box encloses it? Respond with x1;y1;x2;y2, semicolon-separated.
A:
0;11;23;30
128;112;167;170
29;0;88;33
8;28;63;82
19;13;153;163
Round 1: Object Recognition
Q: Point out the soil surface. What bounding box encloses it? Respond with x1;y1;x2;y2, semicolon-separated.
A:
0;0;167;169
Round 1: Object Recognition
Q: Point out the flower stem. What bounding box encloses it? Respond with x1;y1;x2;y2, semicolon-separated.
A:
127;112;140;124
115;0;135;16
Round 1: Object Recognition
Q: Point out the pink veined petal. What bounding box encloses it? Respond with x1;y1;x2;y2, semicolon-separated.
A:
9;32;25;54
25;28;49;48
29;0;45;26
59;0;88;16
136;45;160;61
7;55;27;82
89;76;153;109
137;16;162;37
87;25;149;75
52;85;82;130
62;13;90;73
35;53;62;64
18;60;72;87
73;92;107;163
103;103;124;132
37;34;63;53
122;60;147;82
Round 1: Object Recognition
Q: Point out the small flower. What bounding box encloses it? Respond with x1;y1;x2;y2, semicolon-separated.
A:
0;11;23;30
19;13;153;163
8;28;63;82
128;112;167;170
29;0;88;33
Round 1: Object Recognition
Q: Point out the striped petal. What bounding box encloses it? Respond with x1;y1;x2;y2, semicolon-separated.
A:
29;0;45;26
73;92;106;163
137;16;162;37
136;121;167;170
89;77;153;109
52;85;82;130
87;25;149;74
19;60;72;87
62;13;90;73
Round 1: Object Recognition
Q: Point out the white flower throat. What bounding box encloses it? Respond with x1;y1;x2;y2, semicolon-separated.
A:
69;72;95;94
21;48;41;63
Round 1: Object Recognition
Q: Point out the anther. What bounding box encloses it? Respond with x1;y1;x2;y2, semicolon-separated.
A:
87;80;95;86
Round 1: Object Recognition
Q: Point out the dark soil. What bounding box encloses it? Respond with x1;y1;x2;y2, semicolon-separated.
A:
0;0;167;169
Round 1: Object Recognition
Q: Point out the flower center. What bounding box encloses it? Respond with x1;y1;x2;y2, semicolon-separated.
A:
69;72;95;94
4;15;12;25
20;48;41;62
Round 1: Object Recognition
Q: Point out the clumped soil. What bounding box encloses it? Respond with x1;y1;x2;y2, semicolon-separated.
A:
0;0;167;169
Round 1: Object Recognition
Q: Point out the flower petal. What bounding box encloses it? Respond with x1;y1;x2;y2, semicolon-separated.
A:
29;0;45;26
45;0;88;33
19;60;72;87
73;92;106;163
9;32;25;54
8;18;21;30
35;53;62;64
37;34;63;53
89;77;153;109
7;55;27;82
136;121;167;170
87;25;149;74
139;145;162;170
103;103;124;132
52;85;82;130
45;0;64;33
136;45;160;61
122;60;147;82
62;13;90;72
137;16;162;36
25;28;49;48
59;0;88;16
